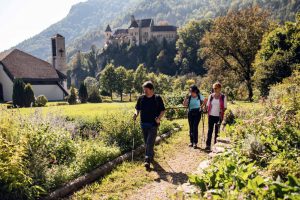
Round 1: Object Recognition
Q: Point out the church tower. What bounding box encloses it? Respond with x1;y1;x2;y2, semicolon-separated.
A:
51;34;67;75
105;24;112;42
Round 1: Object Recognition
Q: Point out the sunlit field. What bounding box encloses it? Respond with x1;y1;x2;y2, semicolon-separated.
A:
7;102;136;119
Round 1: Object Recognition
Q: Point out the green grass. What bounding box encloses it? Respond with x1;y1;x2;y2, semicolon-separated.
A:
228;100;263;110
68;119;192;200
8;102;136;119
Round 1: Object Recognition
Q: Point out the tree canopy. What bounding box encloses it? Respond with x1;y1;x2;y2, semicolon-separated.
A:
253;13;300;96
201;7;270;101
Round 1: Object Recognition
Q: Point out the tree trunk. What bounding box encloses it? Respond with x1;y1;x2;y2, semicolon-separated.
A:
246;80;253;102
110;90;113;100
120;92;123;102
129;93;132;102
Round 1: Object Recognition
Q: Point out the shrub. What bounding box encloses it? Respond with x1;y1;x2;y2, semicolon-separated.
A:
0;109;45;200
100;89;110;96
75;140;120;174
67;86;77;105
12;78;25;107
159;120;176;135
100;113;143;153
73;117;102;138
24;84;35;107
189;72;300;199
223;109;235;125
88;88;102;103
78;82;88;103
36;95;48;107
163;92;186;119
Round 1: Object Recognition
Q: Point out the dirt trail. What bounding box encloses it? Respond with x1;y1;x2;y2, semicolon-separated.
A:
69;119;208;200
126;136;207;200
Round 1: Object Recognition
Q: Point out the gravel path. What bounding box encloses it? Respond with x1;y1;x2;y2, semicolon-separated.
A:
69;119;209;200
126;139;207;200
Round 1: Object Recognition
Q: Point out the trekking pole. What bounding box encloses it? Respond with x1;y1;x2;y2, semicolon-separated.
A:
131;120;135;162
202;112;205;149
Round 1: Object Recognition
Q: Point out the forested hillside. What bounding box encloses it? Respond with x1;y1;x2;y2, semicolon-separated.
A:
13;0;300;61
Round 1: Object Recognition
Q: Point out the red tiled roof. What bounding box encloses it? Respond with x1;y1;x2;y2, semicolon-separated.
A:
0;49;61;81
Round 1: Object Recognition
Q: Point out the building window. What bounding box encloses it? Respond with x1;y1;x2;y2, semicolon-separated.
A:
51;39;56;57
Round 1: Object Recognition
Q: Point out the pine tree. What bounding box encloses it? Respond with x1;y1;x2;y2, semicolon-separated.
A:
78;82;88;103
12;78;25;107
24;84;35;107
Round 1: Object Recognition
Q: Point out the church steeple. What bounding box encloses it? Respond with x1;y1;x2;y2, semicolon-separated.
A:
105;24;112;32
51;34;67;75
104;24;112;42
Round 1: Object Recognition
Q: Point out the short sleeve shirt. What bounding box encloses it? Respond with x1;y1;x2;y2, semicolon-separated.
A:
135;94;165;124
206;94;227;117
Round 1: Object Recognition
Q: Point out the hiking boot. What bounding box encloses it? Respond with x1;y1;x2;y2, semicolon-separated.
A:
204;146;211;152
188;143;193;147
193;144;198;149
144;162;150;170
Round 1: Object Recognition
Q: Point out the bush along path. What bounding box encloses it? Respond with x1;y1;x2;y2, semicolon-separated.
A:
68;119;209;200
186;73;300;199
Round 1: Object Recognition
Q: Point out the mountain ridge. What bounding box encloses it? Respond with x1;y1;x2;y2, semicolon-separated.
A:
12;0;300;61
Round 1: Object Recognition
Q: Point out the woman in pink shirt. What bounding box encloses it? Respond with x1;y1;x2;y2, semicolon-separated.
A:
205;82;227;151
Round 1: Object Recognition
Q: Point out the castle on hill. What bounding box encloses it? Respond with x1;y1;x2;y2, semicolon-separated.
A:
104;15;177;47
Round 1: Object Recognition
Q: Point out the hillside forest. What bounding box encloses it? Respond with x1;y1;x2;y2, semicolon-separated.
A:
68;6;300;103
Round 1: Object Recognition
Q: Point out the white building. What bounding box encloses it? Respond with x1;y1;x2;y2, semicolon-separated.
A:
0;34;68;102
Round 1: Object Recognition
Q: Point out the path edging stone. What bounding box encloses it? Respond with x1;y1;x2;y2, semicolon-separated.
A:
43;129;178;200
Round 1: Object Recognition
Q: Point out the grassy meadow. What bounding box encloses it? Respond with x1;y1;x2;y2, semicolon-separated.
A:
12;102;136;119
0;100;179;200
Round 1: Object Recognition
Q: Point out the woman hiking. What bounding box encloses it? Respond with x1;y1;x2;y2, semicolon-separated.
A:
205;82;227;151
183;85;205;149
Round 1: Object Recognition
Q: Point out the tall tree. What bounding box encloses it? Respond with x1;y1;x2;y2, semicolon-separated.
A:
100;63;116;100
124;69;135;102
134;64;148;94
253;13;300;96
115;66;127;102
70;51;88;88
78;82;88;103
86;45;99;77
175;19;212;75
201;7;270;101
84;77;99;97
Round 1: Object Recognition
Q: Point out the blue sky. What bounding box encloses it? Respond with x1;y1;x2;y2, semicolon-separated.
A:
0;0;86;52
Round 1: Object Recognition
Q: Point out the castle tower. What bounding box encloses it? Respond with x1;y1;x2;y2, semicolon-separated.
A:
51;34;67;75
105;24;112;41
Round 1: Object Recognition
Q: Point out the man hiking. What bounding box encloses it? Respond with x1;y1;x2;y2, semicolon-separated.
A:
133;81;166;170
